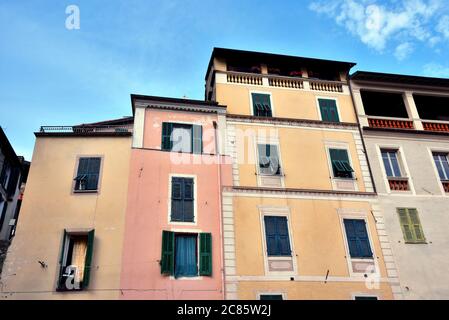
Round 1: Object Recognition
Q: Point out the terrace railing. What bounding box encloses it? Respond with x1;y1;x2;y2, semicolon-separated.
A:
39;125;133;134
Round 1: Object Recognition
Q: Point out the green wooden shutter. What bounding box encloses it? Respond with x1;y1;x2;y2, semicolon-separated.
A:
408;209;426;242
161;123;173;151
397;208;426;243
57;230;68;289
199;233;212;276
83;229;95;288
161;231;175;275
319;99;340;122
192;125;203;154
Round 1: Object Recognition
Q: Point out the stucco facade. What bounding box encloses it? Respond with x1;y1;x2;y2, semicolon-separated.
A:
0;131;132;299
120;96;232;299
206;48;396;300
351;72;449;299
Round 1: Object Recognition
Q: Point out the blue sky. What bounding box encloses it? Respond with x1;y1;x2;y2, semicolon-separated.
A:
1;0;449;160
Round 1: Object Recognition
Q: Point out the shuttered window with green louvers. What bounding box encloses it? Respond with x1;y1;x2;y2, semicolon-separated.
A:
74;157;101;191
397;208;426;243
329;148;354;179
252;93;272;117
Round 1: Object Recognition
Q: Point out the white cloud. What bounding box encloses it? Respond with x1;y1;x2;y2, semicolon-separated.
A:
394;42;413;60
309;0;447;59
423;63;449;78
436;15;449;39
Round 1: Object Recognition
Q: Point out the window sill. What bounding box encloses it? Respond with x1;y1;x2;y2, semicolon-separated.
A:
169;276;204;281
404;241;427;244
73;190;98;194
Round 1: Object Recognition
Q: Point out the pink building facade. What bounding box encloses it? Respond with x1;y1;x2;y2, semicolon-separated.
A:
120;95;232;299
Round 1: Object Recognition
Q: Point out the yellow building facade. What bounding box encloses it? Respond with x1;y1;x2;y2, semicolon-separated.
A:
205;48;400;300
0;120;132;299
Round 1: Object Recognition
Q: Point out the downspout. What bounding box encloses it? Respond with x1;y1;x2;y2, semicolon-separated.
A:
213;120;226;300
348;77;377;194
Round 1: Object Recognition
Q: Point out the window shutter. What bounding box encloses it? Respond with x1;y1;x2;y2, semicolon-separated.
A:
397;208;414;242
171;178;183;221
6;167;20;198
252;93;272;117
408;208;426;242
161;230;175;275
57;230;68;290
276;217;291;256
192;125;203;154
199;233;212;276
354;220;373;258
183;179;194;222
319;99;340;123
86;158;101;190
344;219;359;257
82;229;95;288
161;123;173;151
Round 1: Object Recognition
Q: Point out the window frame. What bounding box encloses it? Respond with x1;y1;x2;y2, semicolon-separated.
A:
259;206;297;276
380;149;403;178
161;122;203;154
428;147;449;195
256;143;282;177
257;292;287;300
338;210;378;277
376;144;415;194
168;174;197;225
161;230;212;280
325;145;355;180
342;218;374;259
316;96;341;123
263;215;292;257
71;155;104;195
397;208;426;244
56;228;95;292
249;91;275;117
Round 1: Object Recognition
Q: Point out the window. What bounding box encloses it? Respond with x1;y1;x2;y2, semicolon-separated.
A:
252;93;272;117
264;216;291;257
258;144;281;176
343;219;373;259
381;150;402;177
171;177;194;222
329;149;354;179
433;153;449;181
318;99;340;123
354;296;378;300
260;294;283;300
397;208;426;244
0;160;11;189
160;231;212;278
74;157;101;192
57;229;95;291
161;123;202;154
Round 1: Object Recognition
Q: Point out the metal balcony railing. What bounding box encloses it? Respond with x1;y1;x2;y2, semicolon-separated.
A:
39;125;133;134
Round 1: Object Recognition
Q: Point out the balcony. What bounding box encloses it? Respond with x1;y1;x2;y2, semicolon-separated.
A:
223;71;346;93
39;125;133;134
388;177;409;191
368;117;414;130
422;121;449;133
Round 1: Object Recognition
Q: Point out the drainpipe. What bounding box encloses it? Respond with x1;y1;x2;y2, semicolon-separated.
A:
214;120;226;300
348;77;377;194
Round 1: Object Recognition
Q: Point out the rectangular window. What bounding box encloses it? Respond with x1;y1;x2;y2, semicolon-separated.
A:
433;152;449;181
160;231;212;278
171;177;194;222
57;229;95;291
397;208;426;243
318;99;340;122
355;296;378;300
264;216;291;257
258;144;281;176
252;93;272;117
260;294;283;300
74;157;101;192
329;148;354;179
343;219;373;258
381;150;402;177
161;123;202;154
